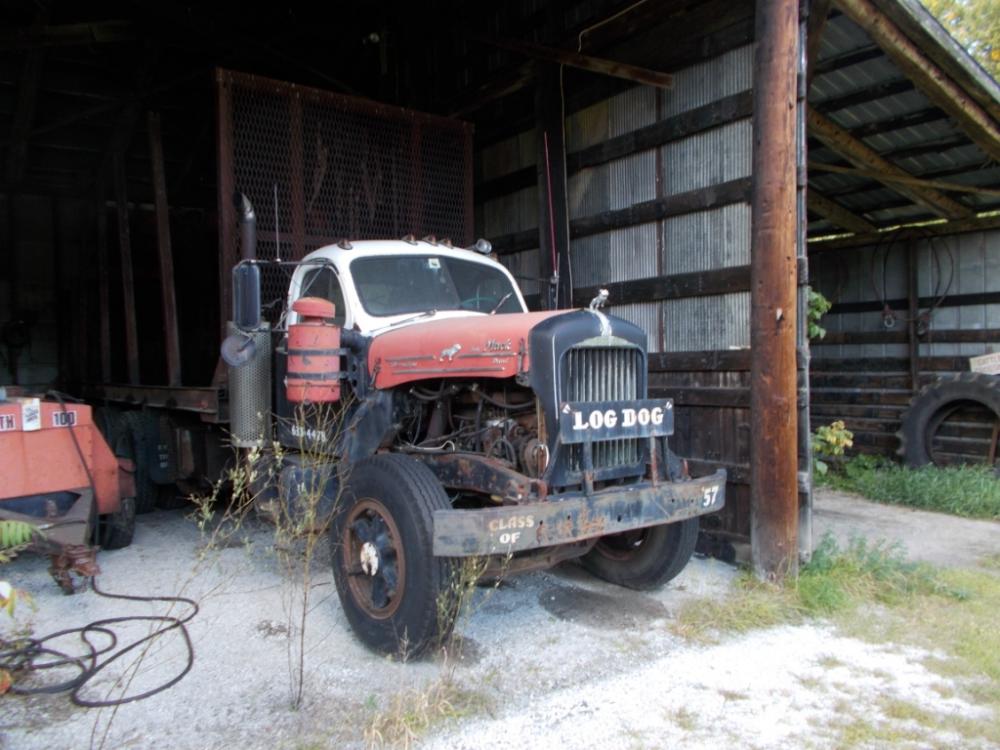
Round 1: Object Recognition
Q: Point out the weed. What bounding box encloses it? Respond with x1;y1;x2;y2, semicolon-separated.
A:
363;671;490;749
668;706;697;732
817;655;845;670
820;455;1000;520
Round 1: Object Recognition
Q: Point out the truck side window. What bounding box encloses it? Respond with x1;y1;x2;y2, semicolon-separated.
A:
299;267;346;326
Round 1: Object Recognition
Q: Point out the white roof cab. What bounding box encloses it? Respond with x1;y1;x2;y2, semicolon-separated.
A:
286;240;528;335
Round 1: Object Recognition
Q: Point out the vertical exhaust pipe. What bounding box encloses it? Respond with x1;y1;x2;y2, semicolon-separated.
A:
234;192;257;260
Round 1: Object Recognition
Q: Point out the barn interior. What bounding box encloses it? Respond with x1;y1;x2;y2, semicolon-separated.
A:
2;0;999;561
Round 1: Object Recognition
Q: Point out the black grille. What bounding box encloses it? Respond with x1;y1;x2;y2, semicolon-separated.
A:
564;346;643;472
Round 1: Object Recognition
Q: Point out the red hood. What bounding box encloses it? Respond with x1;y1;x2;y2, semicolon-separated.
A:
368;311;564;389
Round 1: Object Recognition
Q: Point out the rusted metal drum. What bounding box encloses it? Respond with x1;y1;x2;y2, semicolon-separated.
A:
286;297;341;403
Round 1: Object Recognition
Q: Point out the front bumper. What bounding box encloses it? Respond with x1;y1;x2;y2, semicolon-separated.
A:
432;469;726;556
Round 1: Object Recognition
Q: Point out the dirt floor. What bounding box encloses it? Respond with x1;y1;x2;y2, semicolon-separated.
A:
1;487;997;750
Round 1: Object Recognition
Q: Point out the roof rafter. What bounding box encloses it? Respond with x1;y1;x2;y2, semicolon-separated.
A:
834;0;1000;164
808;108;973;219
807;188;878;232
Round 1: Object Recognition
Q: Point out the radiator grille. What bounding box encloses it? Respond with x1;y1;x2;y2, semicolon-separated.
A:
564;346;643;472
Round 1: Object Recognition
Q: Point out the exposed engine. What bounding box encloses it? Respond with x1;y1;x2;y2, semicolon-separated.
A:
398;380;548;479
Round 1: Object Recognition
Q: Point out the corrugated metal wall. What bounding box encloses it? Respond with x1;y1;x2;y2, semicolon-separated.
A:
813;230;1000;360
810;229;1000;458
476;33;812;549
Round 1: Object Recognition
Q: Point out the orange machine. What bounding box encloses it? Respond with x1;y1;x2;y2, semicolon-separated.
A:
0;394;136;591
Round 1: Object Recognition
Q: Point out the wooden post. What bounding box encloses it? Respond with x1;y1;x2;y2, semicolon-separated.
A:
535;63;572;310
95;182;112;383
750;0;800;581
147;110;182;386
113;151;140;385
907;241;920;393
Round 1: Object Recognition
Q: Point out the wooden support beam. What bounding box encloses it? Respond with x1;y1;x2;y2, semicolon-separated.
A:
113;151;140;385
809;161;1000;198
467;33;674;89
750;0;800;581
807;189;877;232
450;0;745;118
535;64;571;309
0;20;134;51
834;0;1000;164
906;240;919;394
805;0;833;87
573;257;809;307
816;328;1000;345
870;0;1000;124
477;90;753;203
95;181;111;383
6;18;45;187
147;111;182;386
812;44;883;77
807;108;972;219
808;212;1000;251
492;177;751;255
843;107;947;140
811;78;913;113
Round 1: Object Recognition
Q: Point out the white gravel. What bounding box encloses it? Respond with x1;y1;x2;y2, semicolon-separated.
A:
1;499;994;750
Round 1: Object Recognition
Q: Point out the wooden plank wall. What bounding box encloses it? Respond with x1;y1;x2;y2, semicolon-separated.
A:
809;228;1000;463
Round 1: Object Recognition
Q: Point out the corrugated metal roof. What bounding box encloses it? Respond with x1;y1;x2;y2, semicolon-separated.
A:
807;8;1000;236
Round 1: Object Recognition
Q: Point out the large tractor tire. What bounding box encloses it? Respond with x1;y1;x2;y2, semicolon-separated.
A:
580;517;700;590
897;372;1000;468
331;454;458;658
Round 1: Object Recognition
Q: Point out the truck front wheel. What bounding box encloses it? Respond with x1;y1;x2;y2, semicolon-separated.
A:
331;454;458;658
580;518;699;590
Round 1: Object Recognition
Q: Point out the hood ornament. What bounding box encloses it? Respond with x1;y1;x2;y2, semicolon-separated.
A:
588;288;609;311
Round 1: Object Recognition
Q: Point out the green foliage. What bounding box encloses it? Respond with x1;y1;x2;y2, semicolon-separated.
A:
921;0;1000;79
823;455;1000;520
674;534;960;640
0;520;35;564
807;287;832;340
810;420;853;476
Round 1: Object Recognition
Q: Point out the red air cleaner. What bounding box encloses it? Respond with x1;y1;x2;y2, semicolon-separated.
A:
286;297;341;403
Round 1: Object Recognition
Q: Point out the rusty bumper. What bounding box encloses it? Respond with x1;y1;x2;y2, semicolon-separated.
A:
432;469;726;556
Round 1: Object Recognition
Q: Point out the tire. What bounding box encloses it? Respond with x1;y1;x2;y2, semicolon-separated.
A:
580;517;699;590
100;495;137;550
118;411;159;514
331;454;457;658
897;373;1000;468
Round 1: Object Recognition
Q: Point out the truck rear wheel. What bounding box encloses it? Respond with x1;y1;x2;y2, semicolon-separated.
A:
580;518;699;590
331;454;457;658
100;495;137;550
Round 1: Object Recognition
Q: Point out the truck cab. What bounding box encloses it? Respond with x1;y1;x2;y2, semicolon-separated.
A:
285;240;527;335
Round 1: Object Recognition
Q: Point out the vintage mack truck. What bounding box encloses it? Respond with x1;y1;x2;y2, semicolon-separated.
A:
225;196;726;656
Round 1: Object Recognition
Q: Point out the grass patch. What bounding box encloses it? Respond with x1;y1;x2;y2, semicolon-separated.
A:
674;534;959;641
820;455;1000;520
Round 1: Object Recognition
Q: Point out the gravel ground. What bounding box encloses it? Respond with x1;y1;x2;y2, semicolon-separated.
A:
1;488;996;750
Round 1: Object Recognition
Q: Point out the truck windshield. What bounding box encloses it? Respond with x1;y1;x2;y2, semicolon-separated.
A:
350;255;523;316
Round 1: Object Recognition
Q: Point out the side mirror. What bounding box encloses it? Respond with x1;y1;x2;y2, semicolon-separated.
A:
233;263;262;330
